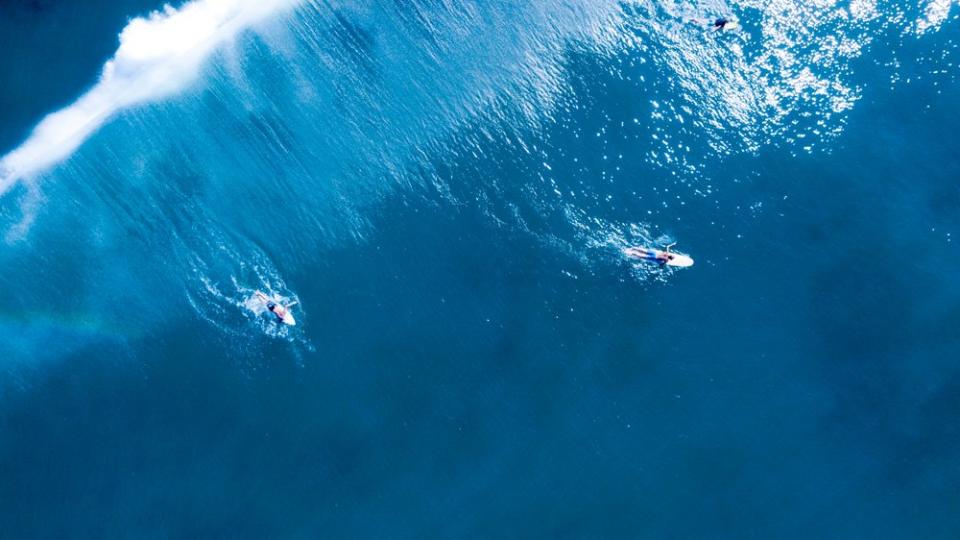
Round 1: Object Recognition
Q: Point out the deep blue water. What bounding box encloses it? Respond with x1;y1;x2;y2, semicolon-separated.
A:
2;1;959;538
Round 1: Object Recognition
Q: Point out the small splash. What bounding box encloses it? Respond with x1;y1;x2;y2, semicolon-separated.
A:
916;0;956;34
2;180;43;244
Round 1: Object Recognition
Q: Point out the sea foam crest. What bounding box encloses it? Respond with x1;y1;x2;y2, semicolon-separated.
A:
0;0;301;195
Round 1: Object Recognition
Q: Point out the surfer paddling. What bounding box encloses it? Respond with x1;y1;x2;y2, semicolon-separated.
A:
623;243;694;268
691;17;738;31
255;291;297;326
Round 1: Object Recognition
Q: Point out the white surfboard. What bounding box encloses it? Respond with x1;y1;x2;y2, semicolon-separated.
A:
623;246;694;268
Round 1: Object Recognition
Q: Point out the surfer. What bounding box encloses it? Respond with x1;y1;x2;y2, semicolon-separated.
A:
691;17;737;31
255;291;295;325
622;242;693;267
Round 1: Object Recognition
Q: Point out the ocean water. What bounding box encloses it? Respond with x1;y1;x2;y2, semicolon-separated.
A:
1;0;959;537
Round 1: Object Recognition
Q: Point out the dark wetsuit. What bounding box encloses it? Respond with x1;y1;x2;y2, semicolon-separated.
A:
714;18;729;29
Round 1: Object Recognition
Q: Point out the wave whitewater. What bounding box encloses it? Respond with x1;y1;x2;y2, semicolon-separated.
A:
0;0;301;195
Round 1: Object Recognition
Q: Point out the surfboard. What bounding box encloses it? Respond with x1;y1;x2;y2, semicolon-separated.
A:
623;247;694;268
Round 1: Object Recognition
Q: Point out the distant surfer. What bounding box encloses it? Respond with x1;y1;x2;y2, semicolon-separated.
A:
691;17;738;31
255;291;297;326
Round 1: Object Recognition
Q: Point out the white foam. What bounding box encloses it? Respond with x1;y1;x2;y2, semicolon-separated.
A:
0;0;301;195
917;0;957;33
